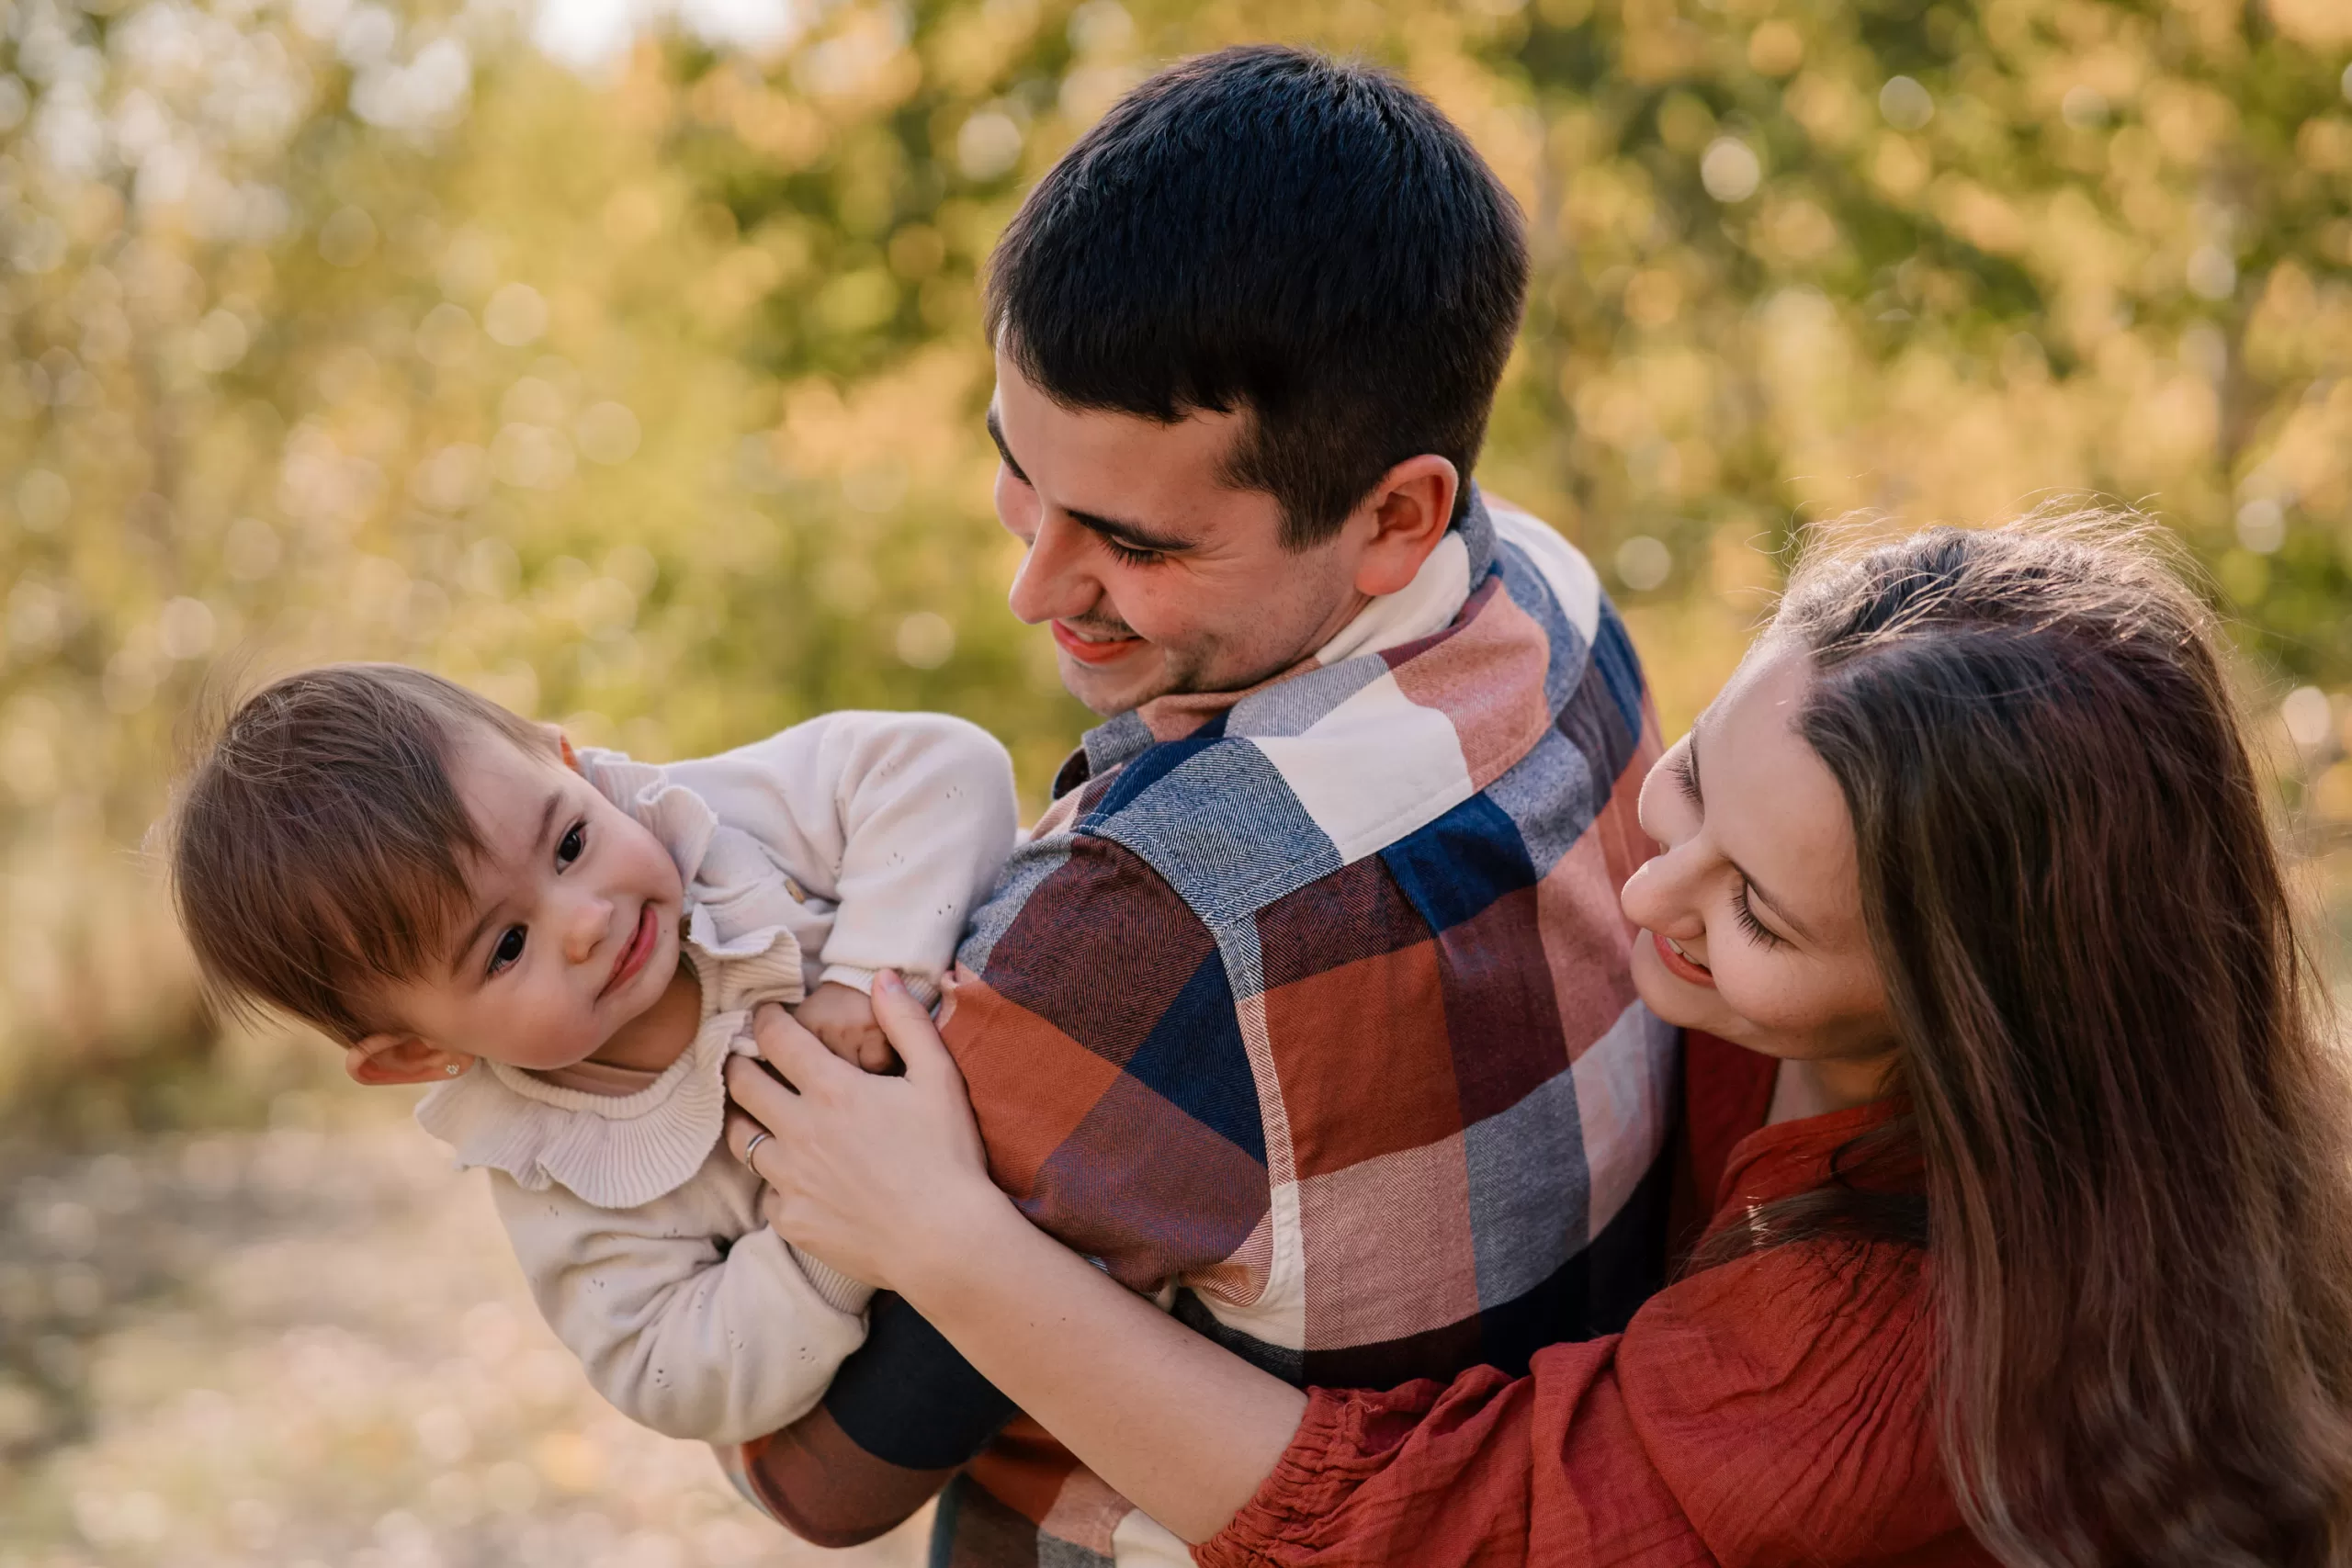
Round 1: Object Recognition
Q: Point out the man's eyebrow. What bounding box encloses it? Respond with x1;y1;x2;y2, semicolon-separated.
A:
984;405;1026;483
447;789;562;977
1689;727;1817;945
1066;505;1194;555
984;404;1196;555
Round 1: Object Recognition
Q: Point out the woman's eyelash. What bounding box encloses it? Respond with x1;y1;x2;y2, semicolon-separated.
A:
1661;749;1771;946
1734;885;1782;948
1668;750;1700;805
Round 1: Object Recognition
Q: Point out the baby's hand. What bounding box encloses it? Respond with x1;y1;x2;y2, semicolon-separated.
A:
791;982;898;1073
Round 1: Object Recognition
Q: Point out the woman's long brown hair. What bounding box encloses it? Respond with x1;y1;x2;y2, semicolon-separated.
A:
1754;515;2352;1565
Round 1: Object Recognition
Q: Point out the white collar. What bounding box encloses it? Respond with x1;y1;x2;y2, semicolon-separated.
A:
1311;530;1474;667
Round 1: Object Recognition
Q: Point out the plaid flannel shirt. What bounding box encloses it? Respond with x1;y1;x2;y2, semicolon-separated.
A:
736;491;1675;1566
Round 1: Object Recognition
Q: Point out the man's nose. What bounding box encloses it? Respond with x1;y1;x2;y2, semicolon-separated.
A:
1006;511;1102;627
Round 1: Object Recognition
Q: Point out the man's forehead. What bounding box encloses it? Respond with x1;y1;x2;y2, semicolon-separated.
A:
991;358;1251;506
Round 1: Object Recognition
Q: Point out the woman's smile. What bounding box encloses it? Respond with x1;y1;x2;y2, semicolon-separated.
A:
1651;929;1717;987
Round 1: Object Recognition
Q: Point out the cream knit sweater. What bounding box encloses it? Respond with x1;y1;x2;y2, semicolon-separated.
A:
415;710;1020;1444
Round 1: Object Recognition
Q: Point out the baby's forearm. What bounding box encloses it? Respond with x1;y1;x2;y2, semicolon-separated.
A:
576;1225;868;1443
891;1191;1306;1544
492;1172;866;1446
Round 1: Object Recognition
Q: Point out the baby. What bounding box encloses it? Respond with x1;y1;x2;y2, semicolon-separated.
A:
167;663;1018;1450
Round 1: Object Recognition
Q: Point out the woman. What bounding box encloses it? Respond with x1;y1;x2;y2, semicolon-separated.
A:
726;517;2352;1566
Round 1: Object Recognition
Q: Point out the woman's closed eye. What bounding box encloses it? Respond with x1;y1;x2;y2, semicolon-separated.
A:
1733;883;1784;948
1668;747;1701;807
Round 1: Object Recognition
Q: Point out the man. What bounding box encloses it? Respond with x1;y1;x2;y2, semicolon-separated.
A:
729;44;1674;1567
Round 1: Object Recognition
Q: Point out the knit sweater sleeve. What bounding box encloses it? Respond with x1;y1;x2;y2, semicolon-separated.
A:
486;1152;871;1446
661;711;1020;1002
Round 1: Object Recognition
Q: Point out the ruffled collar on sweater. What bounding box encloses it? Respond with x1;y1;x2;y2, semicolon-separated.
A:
413;748;812;1209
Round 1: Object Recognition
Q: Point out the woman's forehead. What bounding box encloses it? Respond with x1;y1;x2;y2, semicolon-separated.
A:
1713;640;1811;732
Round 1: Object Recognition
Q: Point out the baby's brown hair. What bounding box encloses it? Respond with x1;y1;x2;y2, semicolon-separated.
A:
170;664;551;1042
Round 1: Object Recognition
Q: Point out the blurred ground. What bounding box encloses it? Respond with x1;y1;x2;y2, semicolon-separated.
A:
0;1089;926;1568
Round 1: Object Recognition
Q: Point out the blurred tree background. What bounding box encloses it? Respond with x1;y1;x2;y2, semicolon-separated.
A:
4;0;2351;1123
1;0;2350;1555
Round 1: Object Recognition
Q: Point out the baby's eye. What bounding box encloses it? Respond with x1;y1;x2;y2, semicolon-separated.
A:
489;926;526;976
557;821;586;869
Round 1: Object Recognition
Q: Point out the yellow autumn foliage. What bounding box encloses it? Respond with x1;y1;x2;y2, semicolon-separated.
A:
0;0;2348;1125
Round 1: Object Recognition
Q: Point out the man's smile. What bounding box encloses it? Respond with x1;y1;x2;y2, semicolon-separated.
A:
1052;620;1146;664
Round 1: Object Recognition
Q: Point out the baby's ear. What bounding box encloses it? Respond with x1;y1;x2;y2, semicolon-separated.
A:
345;1032;473;1087
543;723;578;771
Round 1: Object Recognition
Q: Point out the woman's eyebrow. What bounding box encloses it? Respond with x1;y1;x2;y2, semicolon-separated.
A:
1691;726;1819;944
1739;874;1816;944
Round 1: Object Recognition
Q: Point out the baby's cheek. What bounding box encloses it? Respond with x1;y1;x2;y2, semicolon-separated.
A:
522;989;601;1068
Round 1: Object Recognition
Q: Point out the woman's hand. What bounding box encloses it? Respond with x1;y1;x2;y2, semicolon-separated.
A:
725;971;1013;1295
732;976;1305;1544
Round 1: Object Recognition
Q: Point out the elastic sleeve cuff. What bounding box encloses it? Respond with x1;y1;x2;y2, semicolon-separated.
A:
1192;1390;1388;1567
789;1243;876;1314
816;964;941;1008
816;964;876;996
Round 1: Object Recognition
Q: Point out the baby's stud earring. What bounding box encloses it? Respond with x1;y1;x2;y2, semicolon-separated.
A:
446;1064;461;1076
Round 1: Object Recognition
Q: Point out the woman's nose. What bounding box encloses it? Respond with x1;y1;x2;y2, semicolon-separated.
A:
1620;850;1703;938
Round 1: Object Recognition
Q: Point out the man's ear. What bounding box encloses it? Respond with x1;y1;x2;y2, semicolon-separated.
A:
1351;454;1460;597
345;1032;475;1088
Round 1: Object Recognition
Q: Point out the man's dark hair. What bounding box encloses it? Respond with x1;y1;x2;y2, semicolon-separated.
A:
169;663;552;1043
985;45;1529;547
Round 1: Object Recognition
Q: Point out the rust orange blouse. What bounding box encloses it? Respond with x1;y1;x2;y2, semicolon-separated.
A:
1195;1034;1992;1568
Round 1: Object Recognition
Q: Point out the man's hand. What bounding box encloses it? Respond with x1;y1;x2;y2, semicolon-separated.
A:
792;981;897;1073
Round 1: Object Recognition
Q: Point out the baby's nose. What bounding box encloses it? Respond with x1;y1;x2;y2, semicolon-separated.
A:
564;897;611;963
